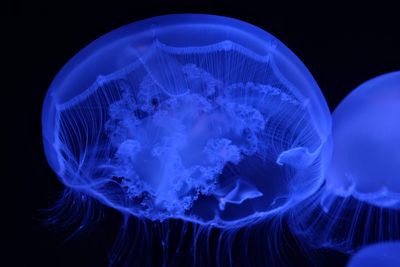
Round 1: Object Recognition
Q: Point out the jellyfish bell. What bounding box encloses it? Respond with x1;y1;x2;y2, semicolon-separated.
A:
288;71;400;253
347;242;400;267
42;14;331;228
324;71;400;209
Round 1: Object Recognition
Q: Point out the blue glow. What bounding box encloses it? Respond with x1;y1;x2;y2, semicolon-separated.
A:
347;242;400;267
288;71;400;252
42;14;331;230
326;71;400;208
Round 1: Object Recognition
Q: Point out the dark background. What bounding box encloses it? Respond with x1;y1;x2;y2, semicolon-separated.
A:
5;1;400;266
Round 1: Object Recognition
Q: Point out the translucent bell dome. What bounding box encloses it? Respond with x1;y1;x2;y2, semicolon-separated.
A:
42;14;331;227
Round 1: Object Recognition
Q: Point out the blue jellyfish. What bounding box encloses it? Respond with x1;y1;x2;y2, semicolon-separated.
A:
42;14;331;265
347;242;400;267
289;71;400;252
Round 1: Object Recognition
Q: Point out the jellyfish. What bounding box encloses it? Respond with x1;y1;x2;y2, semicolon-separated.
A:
42;14;331;265
289;71;400;252
347;242;400;267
